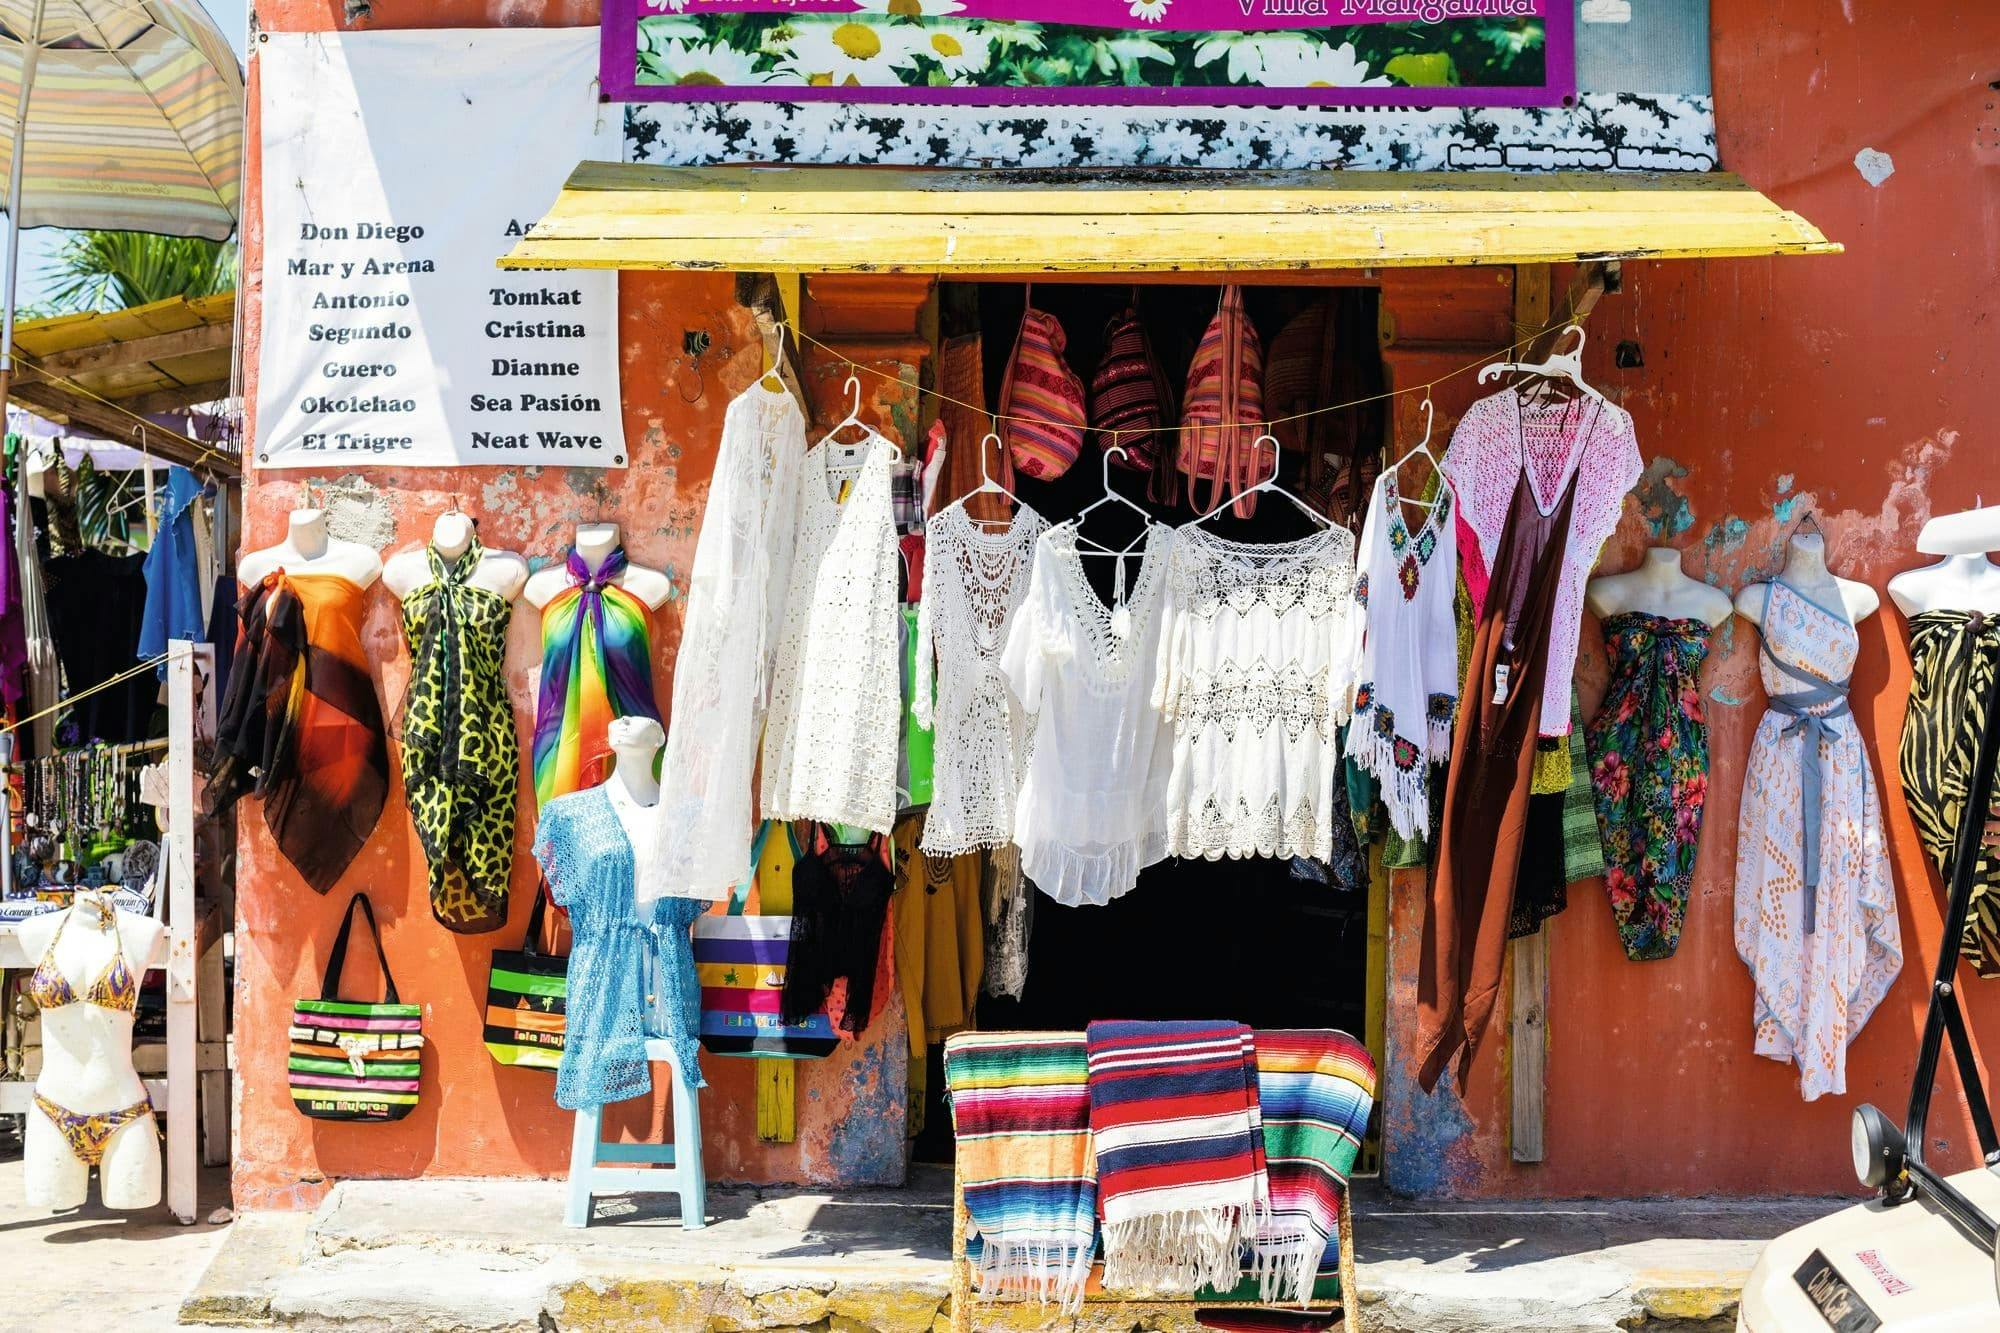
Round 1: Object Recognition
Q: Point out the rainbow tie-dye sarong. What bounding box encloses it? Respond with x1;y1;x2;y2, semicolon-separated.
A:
532;547;662;808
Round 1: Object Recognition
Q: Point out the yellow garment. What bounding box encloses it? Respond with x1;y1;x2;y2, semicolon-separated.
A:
892;816;984;1061
751;820;800;914
1531;740;1573;794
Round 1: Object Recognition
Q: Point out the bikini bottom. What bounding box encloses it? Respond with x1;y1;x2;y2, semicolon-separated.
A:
34;1092;155;1167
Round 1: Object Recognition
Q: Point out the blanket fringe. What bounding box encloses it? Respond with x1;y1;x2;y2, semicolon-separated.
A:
973;1237;1094;1314
1349;726;1432;842
1101;1206;1260;1298
1251;1229;1326;1308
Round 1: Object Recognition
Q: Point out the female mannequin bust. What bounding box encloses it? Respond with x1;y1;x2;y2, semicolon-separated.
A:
1736;529;1880;628
238;507;383;588
1587;546;1733;627
383;510;529;602
522;523;673;611
17;892;167;1210
1888;504;2000;616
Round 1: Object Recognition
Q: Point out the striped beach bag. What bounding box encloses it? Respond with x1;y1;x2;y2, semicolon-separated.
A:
1179;285;1270;519
997;288;1087;480
693;823;839;1059
482;889;566;1071
289;893;424;1122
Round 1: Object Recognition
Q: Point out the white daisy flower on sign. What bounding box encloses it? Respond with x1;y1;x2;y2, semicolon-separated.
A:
1259;38;1392;89
643;0;691;13
772;18;920;87
1143;123;1205;164
854;0;967;14
1126;0;1171;24
897;21;992;78
650;39;769;87
1191;32;1275;84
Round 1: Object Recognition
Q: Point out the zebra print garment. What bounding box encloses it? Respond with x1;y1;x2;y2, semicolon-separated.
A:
1900;609;2000;976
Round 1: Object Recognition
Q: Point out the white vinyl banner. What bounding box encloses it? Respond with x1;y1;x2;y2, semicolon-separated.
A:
256;29;624;469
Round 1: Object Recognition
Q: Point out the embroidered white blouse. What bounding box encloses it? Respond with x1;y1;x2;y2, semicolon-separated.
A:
644;383;804;903
760;433;903;834
1001;522;1175;905
1152;523;1362;863
1346;470;1460;842
913;500;1048;856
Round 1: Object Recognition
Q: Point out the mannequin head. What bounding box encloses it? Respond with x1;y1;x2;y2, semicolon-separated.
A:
286;507;330;558
574;523;622;572
432;511;475;561
606;716;664;806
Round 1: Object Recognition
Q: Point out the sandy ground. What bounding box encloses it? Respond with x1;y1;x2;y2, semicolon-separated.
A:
0;1134;232;1333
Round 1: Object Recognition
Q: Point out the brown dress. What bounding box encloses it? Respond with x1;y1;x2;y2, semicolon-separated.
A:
1418;467;1576;1093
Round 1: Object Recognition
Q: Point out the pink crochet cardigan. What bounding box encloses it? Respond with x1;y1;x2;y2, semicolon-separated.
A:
1443;389;1642;738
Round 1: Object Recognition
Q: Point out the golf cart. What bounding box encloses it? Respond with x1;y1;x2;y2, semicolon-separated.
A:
1737;678;2000;1330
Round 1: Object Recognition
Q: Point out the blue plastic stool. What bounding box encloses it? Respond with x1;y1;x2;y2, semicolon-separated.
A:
563;1038;706;1228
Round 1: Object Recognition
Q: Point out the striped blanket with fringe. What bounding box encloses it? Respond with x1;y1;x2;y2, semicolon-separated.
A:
1244;1029;1378;1306
1086;1019;1268;1297
943;1031;1097;1312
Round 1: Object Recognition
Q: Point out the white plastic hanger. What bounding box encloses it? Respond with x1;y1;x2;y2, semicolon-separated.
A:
1072;444;1157;557
1387;393;1451;516
962;431;1021;525
820;371;902;462
1189;435;1331;531
1476;324;1605;404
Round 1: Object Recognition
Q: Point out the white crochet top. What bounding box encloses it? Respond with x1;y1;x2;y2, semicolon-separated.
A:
913;499;1048;856
760;433;902;834
1152;522;1362;863
1443;389;1642;737
644;383;803;903
1000;522;1175;906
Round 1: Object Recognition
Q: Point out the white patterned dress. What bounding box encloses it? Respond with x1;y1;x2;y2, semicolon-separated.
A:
1733;580;1902;1102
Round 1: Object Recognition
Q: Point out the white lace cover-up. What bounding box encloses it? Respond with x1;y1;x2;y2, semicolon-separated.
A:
643;383;804;904
1001;522;1175;905
1152;524;1362;863
760;433;902;834
913;500;1048;856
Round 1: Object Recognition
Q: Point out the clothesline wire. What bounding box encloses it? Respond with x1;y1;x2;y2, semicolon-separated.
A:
790;303;1593;438
2;652;173;738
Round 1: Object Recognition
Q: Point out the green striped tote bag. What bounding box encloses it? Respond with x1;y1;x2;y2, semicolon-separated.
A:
483;888;566;1071
290;893;423;1122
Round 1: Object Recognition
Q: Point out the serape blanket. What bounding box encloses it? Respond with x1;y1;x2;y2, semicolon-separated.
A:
1085;1020;1268;1297
1244;1030;1378;1306
943;1031;1097;1312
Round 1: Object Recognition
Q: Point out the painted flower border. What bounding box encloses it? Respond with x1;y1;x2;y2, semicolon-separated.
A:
599;0;1575;107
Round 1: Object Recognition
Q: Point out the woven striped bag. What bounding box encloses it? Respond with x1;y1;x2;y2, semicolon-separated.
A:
1179;285;1270;519
998;288;1087;480
1088;304;1174;478
289;893;423;1122
482;888;565;1071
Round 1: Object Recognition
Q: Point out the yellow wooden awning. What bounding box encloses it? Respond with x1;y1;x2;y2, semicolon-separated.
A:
500;164;1839;275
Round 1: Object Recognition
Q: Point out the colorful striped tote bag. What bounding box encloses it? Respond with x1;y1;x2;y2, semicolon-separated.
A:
692;823;840;1059
482;888;566;1071
997;288;1087;481
1179;285;1270;519
289;893;423;1122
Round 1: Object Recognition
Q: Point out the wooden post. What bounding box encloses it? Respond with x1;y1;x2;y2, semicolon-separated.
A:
950;1159;972;1333
1337;1193;1363;1333
165;640;200;1223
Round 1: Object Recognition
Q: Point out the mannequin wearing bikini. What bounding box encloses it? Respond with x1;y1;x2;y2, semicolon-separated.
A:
16;891;167;1210
1888;504;2000;616
522;523;673;611
1587;545;1734;627
238;507;383;589
1737;529;1880;629
383;509;529;602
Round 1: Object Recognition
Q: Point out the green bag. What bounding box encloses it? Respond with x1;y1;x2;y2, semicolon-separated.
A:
290;893;423;1122
482;889;566;1071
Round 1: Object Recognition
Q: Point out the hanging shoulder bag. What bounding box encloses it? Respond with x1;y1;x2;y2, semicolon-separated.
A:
482;888;566;1072
1089;303;1176;487
997;286;1088;481
289;892;424;1122
693;823;840;1060
1179;284;1270;519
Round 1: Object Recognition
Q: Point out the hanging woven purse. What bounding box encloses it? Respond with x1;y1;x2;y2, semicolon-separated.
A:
289;892;424;1122
997;286;1087;481
482;888;566;1072
1179;285;1270;519
693;823;839;1060
1088;304;1176;495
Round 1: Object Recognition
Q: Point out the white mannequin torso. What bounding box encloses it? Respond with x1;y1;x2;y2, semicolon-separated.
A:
382;512;529;602
1586;546;1734;626
1736;532;1880;629
1888;553;2000;617
522;523;673;611
17;894;166;1210
238;508;383;588
604;716;664;887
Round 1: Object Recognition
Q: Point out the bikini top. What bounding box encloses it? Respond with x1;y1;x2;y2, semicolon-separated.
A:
27;908;139;1015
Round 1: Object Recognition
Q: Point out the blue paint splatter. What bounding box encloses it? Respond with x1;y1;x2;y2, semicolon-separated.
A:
1773;494;1801;524
1636;457;1695;539
822;1038;907;1186
1704;516;1750;558
1776;474;1794;496
1709;687;1746;706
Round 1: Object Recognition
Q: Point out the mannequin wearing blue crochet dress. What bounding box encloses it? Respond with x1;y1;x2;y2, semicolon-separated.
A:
533;716;706;1109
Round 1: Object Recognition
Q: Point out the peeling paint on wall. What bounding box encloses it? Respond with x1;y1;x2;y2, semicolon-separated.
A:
1635;456;1696;538
1854;146;1896;185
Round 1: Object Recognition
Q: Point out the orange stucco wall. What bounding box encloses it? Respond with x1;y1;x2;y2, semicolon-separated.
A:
235;0;2000;1206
